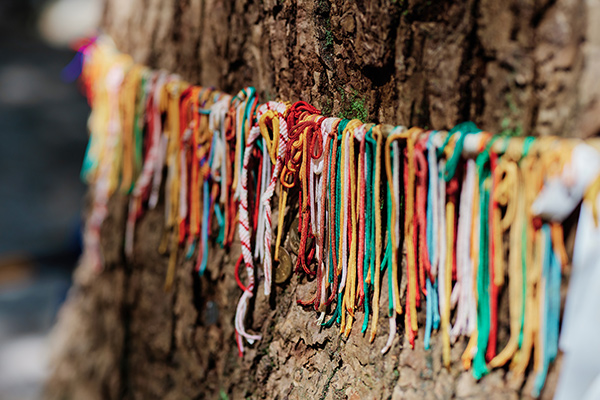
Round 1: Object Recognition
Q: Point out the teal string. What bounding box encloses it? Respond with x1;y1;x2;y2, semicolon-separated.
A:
368;130;378;329
323;292;343;328
425;278;433;349
327;137;335;286
185;240;196;259
362;127;375;333
199;180;210;276
338;119;350;134
472;136;500;379
385;189;394;317
80;138;96;182
335;131;344;327
214;203;225;247
439;122;482;182
426;132;437;270
473;173;491;379
532;225;561;397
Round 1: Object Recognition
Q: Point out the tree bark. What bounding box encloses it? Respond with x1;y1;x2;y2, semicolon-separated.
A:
47;0;600;399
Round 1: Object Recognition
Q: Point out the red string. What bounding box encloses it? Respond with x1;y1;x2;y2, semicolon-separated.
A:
356;134;366;309
486;152;499;361
252;149;263;246
414;137;431;294
178;89;194;245
313;134;332;311
325;133;340;306
234;254;248;292
286;101;320;132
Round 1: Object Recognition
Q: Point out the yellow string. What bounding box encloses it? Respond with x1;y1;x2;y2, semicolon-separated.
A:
384;128;410;316
258;110;280;165
118;65;143;193
489;157;522;368
338;121;348;335
164;80;190;291
406;128;422;336
84;47;132;187
491;163;507;287
440;132;457;368
370;125;385;342
275;189;288;261
443;199;454;367
511;142;545;376
106;56;135;196
584;175;600;227
343;119;362;337
275;127;304;262
266;104;291;262
230;101;244;194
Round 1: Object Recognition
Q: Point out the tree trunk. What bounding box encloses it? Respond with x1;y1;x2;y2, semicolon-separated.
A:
46;0;600;399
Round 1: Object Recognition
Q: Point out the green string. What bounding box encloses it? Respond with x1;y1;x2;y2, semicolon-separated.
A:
518;135;535;346
334;120;348;272
335;137;342;280
439;121;482;182
132;74;147;193
327;137;335;286
385;185;394;318
324;127;346;328
473;173;491;379
239;87;256;174
323;292;343;328
334;124;348;325
472;135;499;380
323;136;338;328
362;126;375;333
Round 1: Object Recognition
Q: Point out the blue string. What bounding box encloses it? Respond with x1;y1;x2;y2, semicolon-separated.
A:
199;180;210;276
426;132;438;273
532;225;561;397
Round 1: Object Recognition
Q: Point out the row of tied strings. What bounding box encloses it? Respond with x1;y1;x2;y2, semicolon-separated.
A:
77;38;600;396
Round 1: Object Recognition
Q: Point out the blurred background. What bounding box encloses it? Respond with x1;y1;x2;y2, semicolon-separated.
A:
0;0;101;399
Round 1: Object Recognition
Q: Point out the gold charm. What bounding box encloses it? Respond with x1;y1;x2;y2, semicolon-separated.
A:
275;246;292;284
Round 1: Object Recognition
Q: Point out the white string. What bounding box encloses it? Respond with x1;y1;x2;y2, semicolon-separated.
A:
339;126;351;293
260;101;290;296
427;136;439;276
450;158;476;341
381;317;397;354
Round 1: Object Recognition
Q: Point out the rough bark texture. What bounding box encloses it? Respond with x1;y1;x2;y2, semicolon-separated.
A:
47;0;600;399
